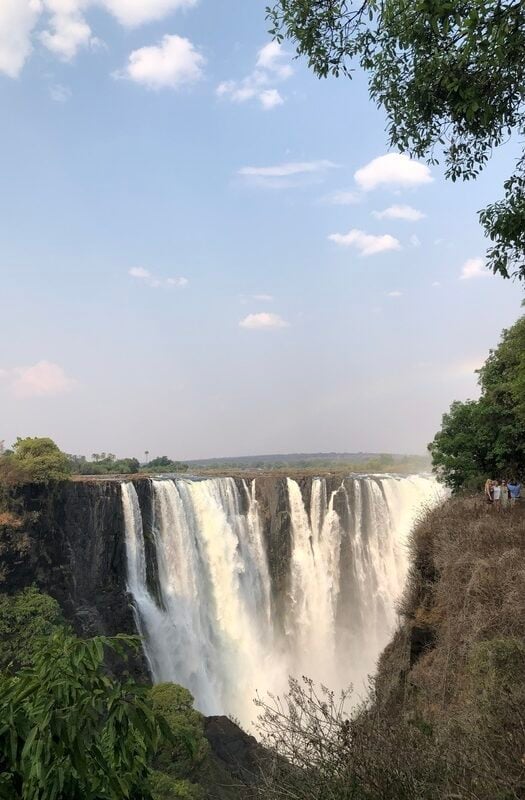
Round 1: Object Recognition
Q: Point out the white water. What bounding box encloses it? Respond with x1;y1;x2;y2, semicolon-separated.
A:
122;474;443;726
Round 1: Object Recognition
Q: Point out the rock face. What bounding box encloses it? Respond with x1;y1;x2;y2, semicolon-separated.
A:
1;479;151;678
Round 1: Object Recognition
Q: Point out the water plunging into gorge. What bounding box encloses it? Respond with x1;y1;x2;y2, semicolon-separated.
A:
122;475;442;725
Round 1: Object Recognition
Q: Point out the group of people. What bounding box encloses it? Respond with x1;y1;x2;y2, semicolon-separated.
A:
484;478;522;509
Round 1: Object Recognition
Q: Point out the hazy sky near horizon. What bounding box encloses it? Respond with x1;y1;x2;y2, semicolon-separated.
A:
0;0;523;460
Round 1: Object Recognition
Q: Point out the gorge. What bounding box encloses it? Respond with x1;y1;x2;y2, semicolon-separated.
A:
2;473;443;728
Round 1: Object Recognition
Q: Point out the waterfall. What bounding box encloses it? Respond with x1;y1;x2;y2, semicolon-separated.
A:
122;474;443;726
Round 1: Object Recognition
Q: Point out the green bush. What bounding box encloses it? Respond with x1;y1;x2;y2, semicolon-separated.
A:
0;587;66;673
150;684;209;780
150;772;204;800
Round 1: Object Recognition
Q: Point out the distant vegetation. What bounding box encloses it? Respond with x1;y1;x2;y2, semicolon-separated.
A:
189;452;430;475
430;315;525;491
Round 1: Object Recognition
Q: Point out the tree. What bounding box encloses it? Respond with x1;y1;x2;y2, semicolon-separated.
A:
0;631;167;800
8;437;71;483
267;0;525;280
429;315;525;490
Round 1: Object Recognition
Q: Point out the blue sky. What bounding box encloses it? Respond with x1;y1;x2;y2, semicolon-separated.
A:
0;0;523;460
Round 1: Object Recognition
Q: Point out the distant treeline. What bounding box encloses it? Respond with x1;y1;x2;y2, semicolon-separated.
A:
68;454;189;476
190;453;431;474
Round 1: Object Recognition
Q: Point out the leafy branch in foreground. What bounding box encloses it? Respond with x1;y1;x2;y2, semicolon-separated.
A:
0;631;169;800
267;0;525;280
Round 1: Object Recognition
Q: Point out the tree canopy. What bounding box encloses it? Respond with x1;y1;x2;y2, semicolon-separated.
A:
3;438;72;484
267;0;525;280
429;315;525;490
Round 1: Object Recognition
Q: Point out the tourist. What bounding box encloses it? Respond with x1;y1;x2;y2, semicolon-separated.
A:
484;479;494;504
492;480;501;510
508;479;522;506
501;479;510;510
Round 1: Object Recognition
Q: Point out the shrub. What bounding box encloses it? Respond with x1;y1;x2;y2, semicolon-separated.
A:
0;587;66;673
149;683;208;791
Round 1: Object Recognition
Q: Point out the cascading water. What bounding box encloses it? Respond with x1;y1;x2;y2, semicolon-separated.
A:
122;474;443;726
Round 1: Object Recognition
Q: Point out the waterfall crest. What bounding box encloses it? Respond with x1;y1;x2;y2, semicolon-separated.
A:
122;474;443;725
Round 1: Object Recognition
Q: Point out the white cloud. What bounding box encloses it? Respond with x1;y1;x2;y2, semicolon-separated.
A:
460;257;489;280
129;267;188;288
99;0;197;27
10;360;77;397
217;41;292;110
322;189;360;206
329;228;401;257
256;41;293;79
387;290;403;297
40;7;94;60
432;281;441;287
118;34;204;89
259;88;284;110
239;312;289;329
373;204;425;222
49;82;71;102
355;153;433;191
0;0;199;77
410;234;421;248
0;0;42;78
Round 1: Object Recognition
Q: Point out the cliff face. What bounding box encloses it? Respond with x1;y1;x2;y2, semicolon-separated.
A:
0;476;303;665
1;480;149;677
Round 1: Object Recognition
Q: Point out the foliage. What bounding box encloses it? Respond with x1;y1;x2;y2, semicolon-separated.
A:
143;457;189;473
429;315;525;490
68;454;141;476
1;438;72;485
0;631;167;800
267;0;525;280
0;588;66;674
149;684;207;800
150;773;203;800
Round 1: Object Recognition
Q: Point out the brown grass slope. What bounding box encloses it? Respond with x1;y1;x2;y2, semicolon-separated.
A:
373;496;525;798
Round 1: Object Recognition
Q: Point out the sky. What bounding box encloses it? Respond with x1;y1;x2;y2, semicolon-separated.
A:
0;0;523;461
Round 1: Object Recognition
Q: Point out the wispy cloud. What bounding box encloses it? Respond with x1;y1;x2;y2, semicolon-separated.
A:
49;83;72;103
238;159;337;188
0;361;78;398
129;267;188;288
355;153;433;191
409;234;421;248
387;290;403;297
217;41;292;110
116;34;205;90
321;189;360;206
239;312;289;329
329;228;401;257
373;204;425;221
460;257;489;280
